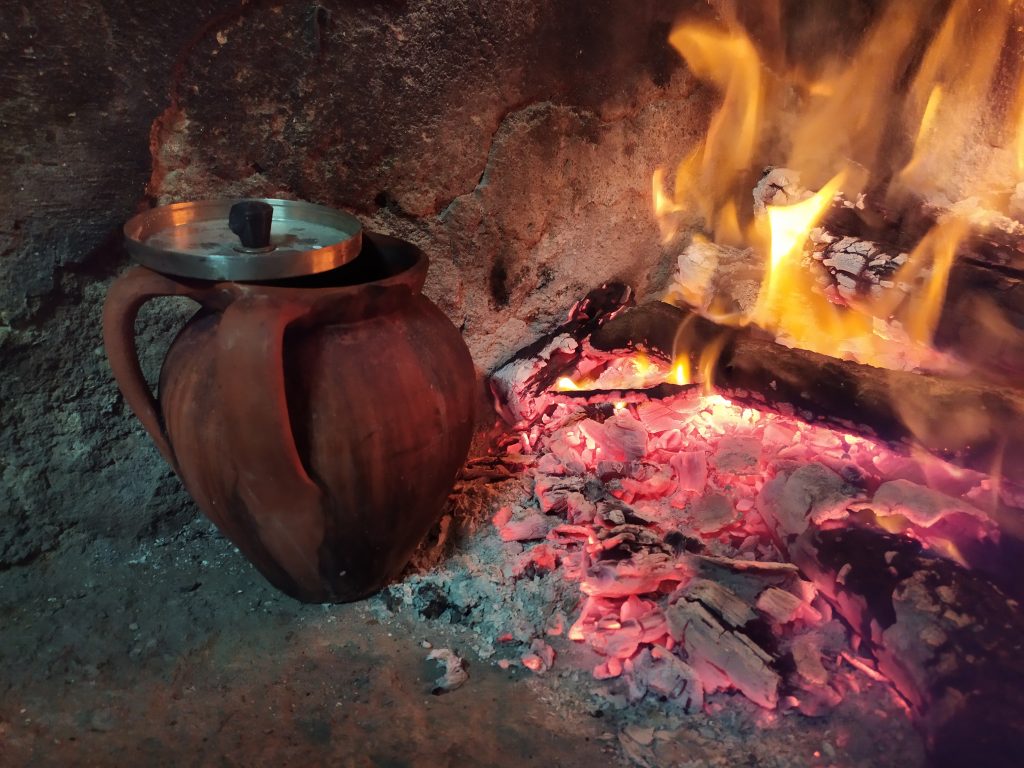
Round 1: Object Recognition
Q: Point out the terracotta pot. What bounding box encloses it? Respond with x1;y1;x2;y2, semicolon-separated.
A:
103;233;475;602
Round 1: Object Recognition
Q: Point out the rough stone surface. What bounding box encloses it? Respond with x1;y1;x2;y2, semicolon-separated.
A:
1;0;227;567
149;0;712;373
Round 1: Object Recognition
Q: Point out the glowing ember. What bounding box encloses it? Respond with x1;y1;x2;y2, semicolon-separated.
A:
555;352;669;392
492;361;998;711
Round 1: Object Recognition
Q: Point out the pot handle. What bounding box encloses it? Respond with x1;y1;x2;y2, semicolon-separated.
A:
214;296;327;596
102;266;211;471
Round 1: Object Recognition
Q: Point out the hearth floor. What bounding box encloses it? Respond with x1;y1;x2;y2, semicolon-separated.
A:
0;470;925;768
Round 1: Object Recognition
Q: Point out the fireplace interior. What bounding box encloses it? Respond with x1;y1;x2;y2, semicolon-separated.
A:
3;1;1024;766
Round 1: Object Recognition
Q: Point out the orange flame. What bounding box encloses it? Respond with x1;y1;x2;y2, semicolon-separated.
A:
672;358;691;386
753;172;847;330
653;1;1011;370
654;23;763;246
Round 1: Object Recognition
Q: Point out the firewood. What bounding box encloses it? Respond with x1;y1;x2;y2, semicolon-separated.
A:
752;169;1024;381
489;282;633;423
684;578;758;627
591;301;1024;486
792;526;1024;768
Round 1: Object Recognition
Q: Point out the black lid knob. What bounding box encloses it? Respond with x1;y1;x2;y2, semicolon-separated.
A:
228;201;274;249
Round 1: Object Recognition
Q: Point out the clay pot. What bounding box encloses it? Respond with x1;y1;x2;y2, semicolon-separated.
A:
103;233;475;602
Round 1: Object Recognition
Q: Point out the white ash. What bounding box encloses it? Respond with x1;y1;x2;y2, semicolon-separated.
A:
752;167;812;215
427;647;469;694
669;240;762;315
949;195;1024;236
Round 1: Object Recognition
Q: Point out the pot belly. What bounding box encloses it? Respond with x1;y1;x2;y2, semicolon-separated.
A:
158;299;476;601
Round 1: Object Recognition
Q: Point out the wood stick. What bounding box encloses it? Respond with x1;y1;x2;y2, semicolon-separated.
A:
591;302;1024;486
489;283;633;423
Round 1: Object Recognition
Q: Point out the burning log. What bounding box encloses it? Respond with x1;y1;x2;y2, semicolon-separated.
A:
756;167;1024;276
806;226;1024;382
590;301;1024;487
820;192;1024;277
753;169;1024;381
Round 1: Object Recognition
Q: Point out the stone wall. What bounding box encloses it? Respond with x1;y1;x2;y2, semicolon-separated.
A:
1;0;711;558
150;0;710;368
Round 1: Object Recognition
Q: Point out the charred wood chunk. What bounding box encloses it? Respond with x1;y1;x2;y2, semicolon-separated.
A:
811;234;909;304
590;300;732;359
794;525;1024;768
490;282;633;424
665;597;780;709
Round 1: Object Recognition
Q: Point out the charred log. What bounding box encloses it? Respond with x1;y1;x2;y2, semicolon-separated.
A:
591;301;1024;486
755;169;1024;277
752;454;1024;766
752;170;1024;381
806;229;1024;382
823;195;1024;277
489;282;633;423
793;526;1024;768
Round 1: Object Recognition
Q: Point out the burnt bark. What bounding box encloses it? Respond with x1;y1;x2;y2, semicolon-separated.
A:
591;301;1024;487
821;193;1024;382
792;525;1024;768
807;222;1024;384
823;197;1024;277
489;282;633;423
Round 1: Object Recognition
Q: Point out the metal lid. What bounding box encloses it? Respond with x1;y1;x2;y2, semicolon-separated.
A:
123;198;363;281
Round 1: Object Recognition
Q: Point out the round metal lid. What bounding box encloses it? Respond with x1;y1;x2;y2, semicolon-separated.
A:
124;198;363;281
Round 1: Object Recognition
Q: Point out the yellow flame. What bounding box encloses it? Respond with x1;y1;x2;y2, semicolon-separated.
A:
672;358;692;386
698;334;729;396
897;86;944;186
787;2;930;190
556;377;579;391
900;216;969;344
1016;77;1024;178
894;0;1013;198
1018;104;1024;178
653;23;763;243
652;167;683;243
752;172;847;331
653;1;1017;371
630;353;659;379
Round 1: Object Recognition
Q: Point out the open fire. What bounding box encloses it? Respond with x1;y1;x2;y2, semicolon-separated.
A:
474;3;1024;766
653;0;1024;377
